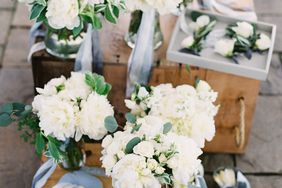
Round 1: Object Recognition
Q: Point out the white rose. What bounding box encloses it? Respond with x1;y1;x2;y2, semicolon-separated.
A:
181;36;194;48
76;92;114;141
137;87;149;98
46;0;80;30
215;39;235;57
196;15;210;28
158;153;167;163
133;141;155;158
145;0;182;15
147;159;158;171
256;33;271;50
232;21;254;38
196;80;211;92
155;166;165;174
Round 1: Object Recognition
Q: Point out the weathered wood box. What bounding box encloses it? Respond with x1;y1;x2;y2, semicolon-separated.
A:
32;14;260;154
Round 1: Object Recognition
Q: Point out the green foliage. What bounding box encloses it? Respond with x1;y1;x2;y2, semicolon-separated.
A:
157;173;172;185
35;133;46;156
85;72;112;95
125;112;136;124
104;116;118;133
30;4;46;20
125;137;141;154
163;123;173;134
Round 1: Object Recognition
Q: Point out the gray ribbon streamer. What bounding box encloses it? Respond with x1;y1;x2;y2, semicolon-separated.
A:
32;159;57;188
126;9;156;97
74;24;103;73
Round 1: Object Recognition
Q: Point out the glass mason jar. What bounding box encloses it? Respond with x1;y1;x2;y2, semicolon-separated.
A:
44;29;86;59
124;10;164;50
59;139;85;171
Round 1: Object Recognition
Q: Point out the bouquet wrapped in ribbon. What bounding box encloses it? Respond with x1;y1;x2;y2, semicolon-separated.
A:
0;72;119;170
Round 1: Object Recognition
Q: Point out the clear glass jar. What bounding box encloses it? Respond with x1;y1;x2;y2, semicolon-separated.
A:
124;10;164;50
59;139;85;171
44;30;86;59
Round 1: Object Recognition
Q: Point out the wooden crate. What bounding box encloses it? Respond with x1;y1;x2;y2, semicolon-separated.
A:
32;14;260;154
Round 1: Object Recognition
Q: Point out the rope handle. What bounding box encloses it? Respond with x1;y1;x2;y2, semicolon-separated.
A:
235;97;245;149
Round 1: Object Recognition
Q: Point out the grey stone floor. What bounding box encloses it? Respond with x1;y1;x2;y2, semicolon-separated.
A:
0;0;282;187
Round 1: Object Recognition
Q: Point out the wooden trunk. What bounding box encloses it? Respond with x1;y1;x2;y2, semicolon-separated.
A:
32;14;260;154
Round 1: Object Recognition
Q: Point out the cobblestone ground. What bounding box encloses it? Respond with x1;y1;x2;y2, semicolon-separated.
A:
0;0;282;187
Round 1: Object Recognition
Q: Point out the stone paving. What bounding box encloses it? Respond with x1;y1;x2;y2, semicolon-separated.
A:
0;1;282;188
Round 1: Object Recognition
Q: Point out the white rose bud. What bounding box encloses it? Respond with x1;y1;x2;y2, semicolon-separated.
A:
181;36;195;48
133;141;155;158
196;15;210;28
147;159;158;171
189;22;200;31
117;150;125;159
102;135;113;148
232;21;254;38
158;153;167;163
256;33;271;50
137;87;149;98
196;80;211;92
215;39;235;57
155;166;165;175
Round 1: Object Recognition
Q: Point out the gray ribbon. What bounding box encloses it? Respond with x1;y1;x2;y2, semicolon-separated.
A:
32;159;57;188
74;24;103;73
53;168;105;188
126;9;156;97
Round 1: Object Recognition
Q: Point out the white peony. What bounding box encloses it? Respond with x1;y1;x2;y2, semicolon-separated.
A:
76;92;114;141
36;76;66;96
196;15;210;28
46;0;80;30
256;33;271;51
215;39;235;57
181;36;195;48
232;21;254;38
59;72;91;101
196;80;211;92
32;95;77;141
133;141;155;158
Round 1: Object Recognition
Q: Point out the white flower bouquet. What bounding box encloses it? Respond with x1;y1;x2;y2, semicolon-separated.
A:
0;72;119;169
125;80;219;148
216;21;272;63
101;115;203;188
24;0;126;39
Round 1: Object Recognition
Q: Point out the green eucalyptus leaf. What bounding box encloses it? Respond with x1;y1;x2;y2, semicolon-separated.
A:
125;113;136;124
0;103;13;114
30;4;45;20
104;116;118;133
35;133;46;156
125;137;141;154
163;122;173;134
0;113;13;127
